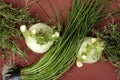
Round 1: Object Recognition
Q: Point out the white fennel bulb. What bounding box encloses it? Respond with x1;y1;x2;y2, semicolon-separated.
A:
20;23;59;53
76;37;105;67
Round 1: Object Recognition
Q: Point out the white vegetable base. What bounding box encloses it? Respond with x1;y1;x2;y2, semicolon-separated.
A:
27;23;54;53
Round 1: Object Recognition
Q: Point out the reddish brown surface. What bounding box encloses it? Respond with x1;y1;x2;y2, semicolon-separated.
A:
0;0;120;80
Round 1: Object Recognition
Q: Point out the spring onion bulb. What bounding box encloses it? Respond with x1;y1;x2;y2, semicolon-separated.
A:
20;23;59;53
77;37;105;67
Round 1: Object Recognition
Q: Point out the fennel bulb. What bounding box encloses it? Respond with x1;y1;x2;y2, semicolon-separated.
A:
77;37;105;67
20;23;59;53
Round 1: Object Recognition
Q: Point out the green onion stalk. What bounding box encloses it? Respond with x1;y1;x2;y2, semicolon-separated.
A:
20;0;111;80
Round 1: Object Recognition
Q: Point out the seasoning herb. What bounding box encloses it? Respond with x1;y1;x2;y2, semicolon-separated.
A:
0;1;36;57
92;14;120;79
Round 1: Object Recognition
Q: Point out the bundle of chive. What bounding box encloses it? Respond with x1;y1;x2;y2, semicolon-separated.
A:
20;0;112;80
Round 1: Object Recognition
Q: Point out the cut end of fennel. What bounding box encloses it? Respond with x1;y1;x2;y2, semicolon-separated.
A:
20;25;27;32
77;62;83;67
91;38;97;43
31;30;37;34
51;32;59;38
55;32;59;37
81;55;87;60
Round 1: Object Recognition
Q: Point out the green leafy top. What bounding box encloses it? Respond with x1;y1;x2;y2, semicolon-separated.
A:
0;1;36;57
94;22;120;67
